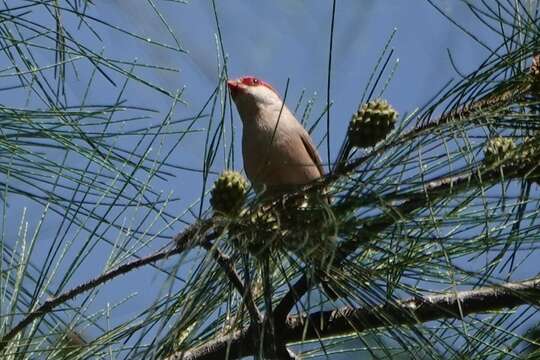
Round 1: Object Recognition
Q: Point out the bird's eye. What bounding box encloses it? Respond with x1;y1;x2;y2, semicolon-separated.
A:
252;78;259;84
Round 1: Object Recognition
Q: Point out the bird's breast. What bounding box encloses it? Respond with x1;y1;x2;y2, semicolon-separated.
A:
242;120;321;189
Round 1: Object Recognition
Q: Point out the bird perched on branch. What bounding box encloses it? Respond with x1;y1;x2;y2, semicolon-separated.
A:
228;76;341;299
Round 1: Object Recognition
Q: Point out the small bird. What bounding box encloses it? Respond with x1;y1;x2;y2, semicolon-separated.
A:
228;76;341;299
227;76;324;194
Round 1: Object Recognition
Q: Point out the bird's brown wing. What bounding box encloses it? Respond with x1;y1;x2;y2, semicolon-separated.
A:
300;130;324;177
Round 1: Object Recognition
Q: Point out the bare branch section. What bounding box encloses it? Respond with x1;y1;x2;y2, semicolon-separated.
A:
284;277;540;341
171;277;540;360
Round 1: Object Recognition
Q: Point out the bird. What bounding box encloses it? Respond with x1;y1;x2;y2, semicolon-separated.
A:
228;76;342;299
227;76;324;195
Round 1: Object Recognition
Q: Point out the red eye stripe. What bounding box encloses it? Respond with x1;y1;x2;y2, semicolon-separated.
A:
239;76;258;86
239;76;276;93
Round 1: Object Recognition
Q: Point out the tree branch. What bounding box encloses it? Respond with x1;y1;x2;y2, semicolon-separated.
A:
0;221;215;350
283;277;540;341
171;276;540;360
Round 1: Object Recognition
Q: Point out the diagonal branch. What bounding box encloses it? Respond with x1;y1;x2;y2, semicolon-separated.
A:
170;276;540;360
283;276;540;342
0;247;180;350
0;221;216;350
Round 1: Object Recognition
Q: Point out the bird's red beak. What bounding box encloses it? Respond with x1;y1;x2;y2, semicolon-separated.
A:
227;79;242;96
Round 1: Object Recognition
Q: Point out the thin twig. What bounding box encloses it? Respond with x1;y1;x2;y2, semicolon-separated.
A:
325;0;337;172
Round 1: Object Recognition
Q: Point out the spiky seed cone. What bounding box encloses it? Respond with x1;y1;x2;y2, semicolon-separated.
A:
484;136;540;182
348;99;398;148
229;208;280;256
484;137;516;167
210;171;248;216
282;206;337;265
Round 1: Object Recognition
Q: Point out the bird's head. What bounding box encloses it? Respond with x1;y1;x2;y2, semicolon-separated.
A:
227;76;281;114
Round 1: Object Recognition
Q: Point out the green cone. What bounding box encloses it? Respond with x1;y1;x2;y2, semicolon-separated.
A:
348;99;398;148
210;170;248;216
